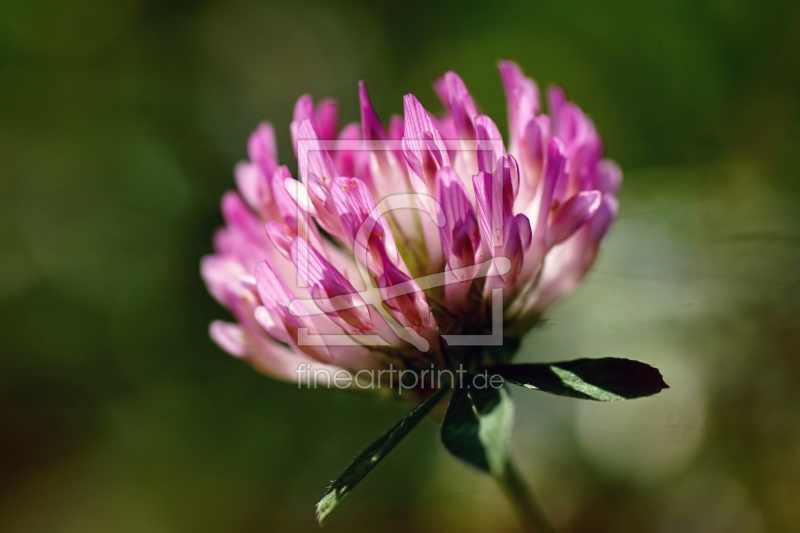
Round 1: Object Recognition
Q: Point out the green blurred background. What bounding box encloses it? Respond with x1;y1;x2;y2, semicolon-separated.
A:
1;0;799;531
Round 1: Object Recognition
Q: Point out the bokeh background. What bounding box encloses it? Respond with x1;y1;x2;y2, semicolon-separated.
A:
2;0;800;531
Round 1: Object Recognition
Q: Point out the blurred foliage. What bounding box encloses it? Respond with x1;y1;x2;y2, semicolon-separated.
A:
1;0;799;531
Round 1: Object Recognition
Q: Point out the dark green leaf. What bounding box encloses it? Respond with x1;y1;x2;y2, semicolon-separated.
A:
483;358;669;401
440;384;514;476
316;386;449;523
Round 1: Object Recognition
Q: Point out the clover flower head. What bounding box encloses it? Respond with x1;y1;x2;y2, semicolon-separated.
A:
202;61;621;390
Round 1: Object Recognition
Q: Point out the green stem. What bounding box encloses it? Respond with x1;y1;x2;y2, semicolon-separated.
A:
495;459;556;533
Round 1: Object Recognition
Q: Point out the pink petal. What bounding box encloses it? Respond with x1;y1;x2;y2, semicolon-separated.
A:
290;238;372;334
333;122;361;178
255;264;305;328
296;119;339;188
359;81;387;141
272;166;300;225
588;194;619;244
253;306;291;345
514;118;546;210
547;86;567;136
436;167;480;271
502;154;520;201
210;321;248;358
500;213;528;285
402;94;450;194
247;123;278;178
475;115;505;174
596;160;622;195
533;138;567;248
331;177;399;274
282;178;318;217
201;254;247;305
377;248;434;330
547;190;602;248
516;213;532;252
294;121;345;237
234;162;271;215
254;262;306;328
498;60;540;152
212;226;263;272
521;119;543;173
315;98;339;141
451;215;480;270
473;156;517;255
265;221;293;259
388;115;404;140
291;95;316;152
221;191;268;247
439;71;478;139
472;171;502;252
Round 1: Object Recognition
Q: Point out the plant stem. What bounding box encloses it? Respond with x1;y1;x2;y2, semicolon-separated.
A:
495;459;556;533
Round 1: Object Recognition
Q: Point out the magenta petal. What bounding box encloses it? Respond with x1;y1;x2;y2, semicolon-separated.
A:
212;226;262;272
315;98;339;141
201;255;246;305
533;138;567;245
296;119;339;188
221;191;268;247
387;115;405;161
589;194;619;244
272;166;300;225
451;216;479;267
388;115;403;140
474;156;517;252
547;86;567;135
331;176;398;273
265;222;293;259
521;119;543;170
501;214;524;284
377;251;433;330
234;162;270;214
282;177;318;218
501;154;521;201
292;239;349;293
290;238;372;334
291;95;316;151
306;171;329;204
359;81;387;141
475;115;505;174
423;132;444;168
498;60;540;150
433;74;448;105
472;171;495;250
472;171;504;253
254;262;295;313
247;123;278;178
596;160;622;194
436;167;479;270
402;94;450;192
210;321;248;358
548;190;602;248
294;95;315;122
331;177;377;243
293;123;344;237
333;122;361;178
440;71;478;139
253;306;291;345
254;262;322;351
516;213;532;253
